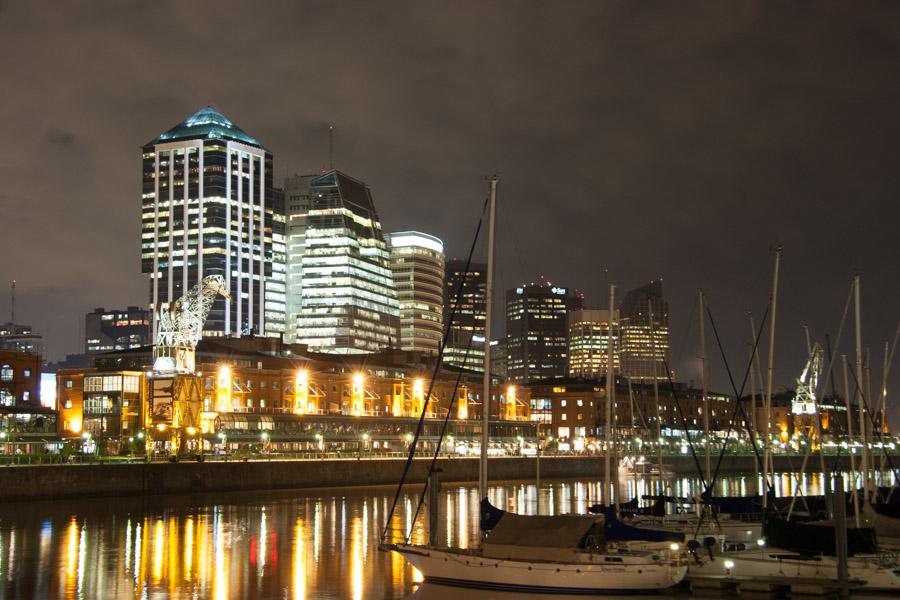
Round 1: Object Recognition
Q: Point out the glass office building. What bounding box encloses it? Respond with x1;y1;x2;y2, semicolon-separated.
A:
293;170;399;353
442;259;487;372
141;106;285;339
389;232;444;354
619;280;669;380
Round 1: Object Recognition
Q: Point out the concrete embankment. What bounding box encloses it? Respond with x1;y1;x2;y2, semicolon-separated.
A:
0;454;892;503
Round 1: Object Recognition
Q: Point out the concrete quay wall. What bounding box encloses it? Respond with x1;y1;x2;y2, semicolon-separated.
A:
0;454;890;503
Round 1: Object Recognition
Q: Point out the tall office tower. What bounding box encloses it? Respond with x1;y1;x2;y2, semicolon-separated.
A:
442;259;487;371
567;308;620;379
505;282;583;383
284;173;316;342
84;307;151;355
294;170;400;353
619;280;669;380
389;232;445;354
141;106;285;339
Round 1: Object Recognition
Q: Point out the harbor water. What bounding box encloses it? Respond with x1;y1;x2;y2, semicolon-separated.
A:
0;471;886;599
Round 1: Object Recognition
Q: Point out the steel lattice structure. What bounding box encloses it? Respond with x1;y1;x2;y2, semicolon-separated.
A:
792;343;823;415
153;275;230;373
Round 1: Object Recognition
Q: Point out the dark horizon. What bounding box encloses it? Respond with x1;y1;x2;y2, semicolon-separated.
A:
1;2;898;422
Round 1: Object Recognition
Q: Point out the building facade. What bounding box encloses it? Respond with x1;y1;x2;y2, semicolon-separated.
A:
85;307;151;356
442;259;487;372
56;338;533;452
389;232;444;354
141;106;286;340
293;170;400;353
0;350;41;407
619;280;669;380
0;323;43;355
567;308;620;379
506;282;583;383
283;173;316;342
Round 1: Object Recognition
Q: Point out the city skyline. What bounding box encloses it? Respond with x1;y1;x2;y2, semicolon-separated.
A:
1;2;899;407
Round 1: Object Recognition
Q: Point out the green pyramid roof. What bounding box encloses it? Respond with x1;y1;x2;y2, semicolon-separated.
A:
147;106;266;149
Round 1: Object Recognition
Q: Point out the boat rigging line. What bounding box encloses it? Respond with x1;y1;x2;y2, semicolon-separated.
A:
380;195;489;545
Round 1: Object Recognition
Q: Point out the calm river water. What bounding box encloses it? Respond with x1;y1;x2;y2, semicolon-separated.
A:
0;470;860;599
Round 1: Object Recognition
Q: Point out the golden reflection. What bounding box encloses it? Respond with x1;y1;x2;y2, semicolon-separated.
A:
457;487;468;549
65;518;78;588
198;514;209;591
350;517;363;600
213;515;228;600
168;516;179;592
292;518;305;600
152;518;165;583
184;517;194;580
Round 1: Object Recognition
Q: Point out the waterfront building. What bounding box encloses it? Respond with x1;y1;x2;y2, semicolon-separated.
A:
526;376;736;447
505;282;583;383
141;106;286;340
56;337;532;451
567;308;620;378
619;280;669;380
389;232;444;354
0;349;56;450
293;170;400;353
0;322;43;355
442;259;486;372
85;307;151;356
0;349;41;407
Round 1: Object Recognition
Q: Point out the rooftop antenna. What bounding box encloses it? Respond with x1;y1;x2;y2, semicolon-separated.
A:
329;123;335;170
10;279;15;324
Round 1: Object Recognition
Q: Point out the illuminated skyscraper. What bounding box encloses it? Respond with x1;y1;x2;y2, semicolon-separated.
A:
619;280;669;380
567;308;620;379
442;259;486;371
389;232;444;353
506;282;583;383
141;106;286;339
293;170;400;353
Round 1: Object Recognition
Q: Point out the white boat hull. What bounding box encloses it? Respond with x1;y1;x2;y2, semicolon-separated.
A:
688;547;900;592
392;544;687;594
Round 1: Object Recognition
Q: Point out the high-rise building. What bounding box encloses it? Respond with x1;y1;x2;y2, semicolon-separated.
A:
442;259;487;371
283;173;316;342
619;280;669;380
84;307;151;356
141;106;286;339
0;323;43;355
389;232;444;354
505;282;583;383
567;308;620;379
293;170;400;353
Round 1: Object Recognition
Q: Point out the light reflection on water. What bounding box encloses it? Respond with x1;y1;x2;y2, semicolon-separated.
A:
0;471;885;599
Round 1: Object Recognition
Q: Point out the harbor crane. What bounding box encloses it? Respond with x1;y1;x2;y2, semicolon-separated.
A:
153;274;230;374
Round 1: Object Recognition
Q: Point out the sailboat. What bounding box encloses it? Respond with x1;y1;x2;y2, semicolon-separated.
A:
384;177;687;594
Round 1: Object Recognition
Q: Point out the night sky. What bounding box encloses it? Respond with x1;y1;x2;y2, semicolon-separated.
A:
1;2;898;422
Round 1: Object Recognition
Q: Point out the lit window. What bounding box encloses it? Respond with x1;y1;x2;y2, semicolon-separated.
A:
560;400;567;407
23;369;31;378
0;365;12;382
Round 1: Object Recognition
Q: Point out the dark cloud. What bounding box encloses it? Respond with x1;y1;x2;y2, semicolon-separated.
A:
1;1;898;423
47;129;76;145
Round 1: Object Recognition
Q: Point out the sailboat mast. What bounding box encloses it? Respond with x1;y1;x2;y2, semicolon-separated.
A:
650;305;664;494
762;246;782;510
853;275;868;504
479;177;498;502
605;283;616;507
699;290;710;484
841;354;860;527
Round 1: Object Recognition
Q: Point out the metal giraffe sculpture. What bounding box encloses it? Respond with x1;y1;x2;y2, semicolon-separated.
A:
154;275;230;374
